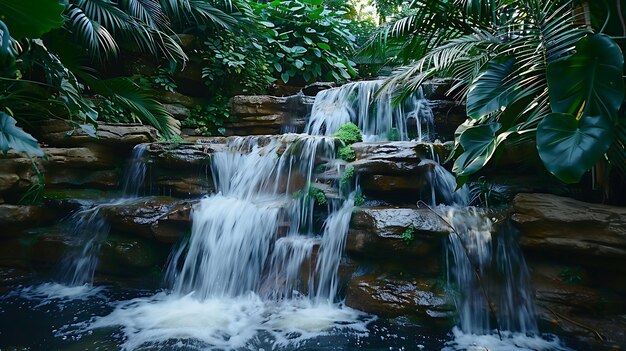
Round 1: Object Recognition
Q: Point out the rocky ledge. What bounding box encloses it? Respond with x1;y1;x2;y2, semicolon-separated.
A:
511;193;626;268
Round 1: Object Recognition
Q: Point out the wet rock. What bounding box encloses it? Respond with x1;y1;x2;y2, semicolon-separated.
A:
301;82;337;96
531;263;626;348
347;207;448;262
0;152;39;197
156;91;205;109
101;197;194;243
46;169;119;190
511;193;626;267
0;205;61;232
147;142;214;168
31;120;158;148
344;275;454;322
348;141;453;202
420;78;462;100
428;100;467;142
98;233;168;276
162;103;191;121
43;147;116;169
230;95;289;116
223;114;287;136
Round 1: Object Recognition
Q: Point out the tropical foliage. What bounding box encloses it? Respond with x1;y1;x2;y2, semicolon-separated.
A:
0;0;368;153
369;0;625;185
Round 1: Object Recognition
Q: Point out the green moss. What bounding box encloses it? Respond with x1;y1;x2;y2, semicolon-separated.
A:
337;145;356;162
333;122;362;145
340;166;355;186
354;191;365;206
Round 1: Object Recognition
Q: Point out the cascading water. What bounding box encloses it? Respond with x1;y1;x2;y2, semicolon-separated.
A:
89;135;368;349
55;144;149;289
306;80;434;142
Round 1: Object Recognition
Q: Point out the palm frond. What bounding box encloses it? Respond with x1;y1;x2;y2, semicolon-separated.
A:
119;0;170;30
66;5;119;60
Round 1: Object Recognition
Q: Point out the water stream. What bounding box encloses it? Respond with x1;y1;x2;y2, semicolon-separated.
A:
54;144;149;291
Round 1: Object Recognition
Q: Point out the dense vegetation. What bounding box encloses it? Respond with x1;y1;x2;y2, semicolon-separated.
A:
1;0;624;193
366;0;625;189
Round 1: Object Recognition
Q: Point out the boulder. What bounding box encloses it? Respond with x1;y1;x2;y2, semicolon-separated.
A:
230;95;289;116
511;193;626;265
344;275;454;322
162;103;191;121
42;147;115;169
531;263;626;348
347;207;448;263
0;205;61;233
100;197;194;243
31;120;158;148
348;141;452;202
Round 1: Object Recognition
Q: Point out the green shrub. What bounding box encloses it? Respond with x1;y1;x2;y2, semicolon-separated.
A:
354;191;365;206
337;145;356;162
251;0;357;84
308;186;327;206
334;122;362;145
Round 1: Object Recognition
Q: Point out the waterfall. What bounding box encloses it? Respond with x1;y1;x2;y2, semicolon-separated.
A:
90;135;368;350
56;144;149;288
440;207;544;349
306;80;434;142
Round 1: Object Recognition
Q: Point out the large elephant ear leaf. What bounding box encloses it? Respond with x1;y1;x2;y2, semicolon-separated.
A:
537;112;613;184
0;112;44;157
0;0;65;40
452;123;502;177
546;34;624;119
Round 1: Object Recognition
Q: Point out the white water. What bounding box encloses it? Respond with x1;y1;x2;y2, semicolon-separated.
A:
306;80;434;142
56;144;149;287
91;135;370;349
440;207;546;349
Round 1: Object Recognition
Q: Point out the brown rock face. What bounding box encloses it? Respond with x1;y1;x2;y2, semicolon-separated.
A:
31;120;158;148
344;275;453;322
0;205;60;232
511;193;626;263
227;95;313;135
100;197;194;243
348;141;452;202
347;207;448;262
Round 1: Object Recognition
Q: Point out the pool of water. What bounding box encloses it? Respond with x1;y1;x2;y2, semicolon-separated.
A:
0;273;591;351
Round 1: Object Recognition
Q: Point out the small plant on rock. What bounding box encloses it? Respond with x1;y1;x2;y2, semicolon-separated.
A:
402;225;415;243
337;145;356;162
333;122;362;145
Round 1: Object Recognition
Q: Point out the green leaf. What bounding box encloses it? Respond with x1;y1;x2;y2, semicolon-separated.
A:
273;62;282;72
452;123;501;177
547;34;625;120
0;0;65;40
317;42;331;50
259;21;275;28
0;112;43;156
467;58;526;120
281;72;290;83
537;112;613;184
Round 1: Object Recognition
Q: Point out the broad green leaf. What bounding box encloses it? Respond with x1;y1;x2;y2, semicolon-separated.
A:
467;58;525;119
452;123;501;176
291;46;307;54
0;112;43;156
0;0;65;40
546;34;624;120
537;112;613;184
273;62;282;72
281;72;290;83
